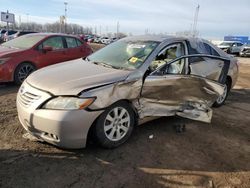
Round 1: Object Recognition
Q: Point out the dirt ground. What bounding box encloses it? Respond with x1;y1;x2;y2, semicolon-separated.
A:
0;47;250;187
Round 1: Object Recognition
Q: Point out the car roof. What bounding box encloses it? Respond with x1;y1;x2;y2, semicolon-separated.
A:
24;32;79;38
121;35;207;43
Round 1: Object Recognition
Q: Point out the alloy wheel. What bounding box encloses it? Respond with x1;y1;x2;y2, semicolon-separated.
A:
216;84;228;104
104;107;130;141
18;64;35;82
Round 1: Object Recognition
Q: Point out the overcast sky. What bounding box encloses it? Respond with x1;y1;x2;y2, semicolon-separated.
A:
1;0;249;39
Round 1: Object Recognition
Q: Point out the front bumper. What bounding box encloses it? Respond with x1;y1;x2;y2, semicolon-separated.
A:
17;81;103;149
240;51;250;57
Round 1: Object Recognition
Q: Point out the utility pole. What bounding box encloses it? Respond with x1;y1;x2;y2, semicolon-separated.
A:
6;10;9;31
192;4;200;37
64;2;68;33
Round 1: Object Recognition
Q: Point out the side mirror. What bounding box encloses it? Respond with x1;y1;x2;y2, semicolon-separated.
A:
42;46;53;53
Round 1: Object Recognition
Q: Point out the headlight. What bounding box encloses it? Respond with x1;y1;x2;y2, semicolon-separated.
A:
42;97;95;110
0;57;10;65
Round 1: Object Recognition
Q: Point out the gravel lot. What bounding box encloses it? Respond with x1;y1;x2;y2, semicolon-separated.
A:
0;47;250;187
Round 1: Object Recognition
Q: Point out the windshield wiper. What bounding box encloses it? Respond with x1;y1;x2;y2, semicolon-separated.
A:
92;61;122;70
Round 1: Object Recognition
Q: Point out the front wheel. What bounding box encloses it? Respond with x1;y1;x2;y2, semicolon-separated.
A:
213;79;230;107
94;101;135;148
14;63;36;85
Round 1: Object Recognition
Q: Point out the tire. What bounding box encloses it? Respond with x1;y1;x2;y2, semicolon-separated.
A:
94;101;135;148
213;79;231;107
14;63;36;85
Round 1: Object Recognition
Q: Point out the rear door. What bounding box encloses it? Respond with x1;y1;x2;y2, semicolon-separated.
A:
36;36;68;67
64;36;85;60
140;48;230;122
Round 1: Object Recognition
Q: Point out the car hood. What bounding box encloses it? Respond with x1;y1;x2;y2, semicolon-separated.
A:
26;59;131;95
0;45;24;57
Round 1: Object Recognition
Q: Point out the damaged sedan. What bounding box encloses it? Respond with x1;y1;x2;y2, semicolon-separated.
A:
17;36;239;149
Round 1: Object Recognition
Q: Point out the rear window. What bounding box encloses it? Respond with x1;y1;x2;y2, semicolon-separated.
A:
76;39;83;46
65;37;78;48
187;41;219;56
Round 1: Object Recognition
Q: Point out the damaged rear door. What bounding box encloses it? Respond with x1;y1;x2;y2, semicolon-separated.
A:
139;54;230;123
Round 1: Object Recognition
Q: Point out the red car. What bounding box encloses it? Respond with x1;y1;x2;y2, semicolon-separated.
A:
0;33;93;84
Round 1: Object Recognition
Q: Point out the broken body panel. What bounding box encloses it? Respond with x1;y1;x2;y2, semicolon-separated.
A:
83;53;230;123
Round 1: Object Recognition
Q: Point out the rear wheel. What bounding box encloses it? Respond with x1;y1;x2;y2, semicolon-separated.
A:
94;101;135;148
14;63;36;85
213;79;231;107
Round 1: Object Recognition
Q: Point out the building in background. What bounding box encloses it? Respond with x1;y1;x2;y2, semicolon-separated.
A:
224;36;249;44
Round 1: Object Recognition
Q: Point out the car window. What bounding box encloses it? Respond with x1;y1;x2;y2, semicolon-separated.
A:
150;43;185;72
203;43;220;56
237;43;243;46
43;36;64;50
65;37;78;48
2;35;45;49
76;39;83;46
88;40;159;70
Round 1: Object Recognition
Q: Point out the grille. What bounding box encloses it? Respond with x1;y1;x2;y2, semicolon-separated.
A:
19;91;41;107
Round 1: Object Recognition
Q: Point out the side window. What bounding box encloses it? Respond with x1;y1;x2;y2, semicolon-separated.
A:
76;39;83;46
210;47;220;56
237;43;243;47
66;37;78;48
150;43;185;73
187;41;219;62
187;41;204;63
204;43;220;56
43;37;64;50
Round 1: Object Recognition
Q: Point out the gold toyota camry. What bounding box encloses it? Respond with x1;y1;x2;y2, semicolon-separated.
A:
17;36;239;149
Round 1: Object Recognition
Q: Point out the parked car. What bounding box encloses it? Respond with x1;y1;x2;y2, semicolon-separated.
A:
17;36;238;149
94;36;101;43
0;33;93;84
101;37;111;45
217;41;243;54
239;44;250;57
7;31;37;41
3;30;18;41
0;29;7;43
110;37;118;43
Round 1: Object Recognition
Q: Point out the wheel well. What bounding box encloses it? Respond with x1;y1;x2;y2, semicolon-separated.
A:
86;99;138;147
13;61;37;80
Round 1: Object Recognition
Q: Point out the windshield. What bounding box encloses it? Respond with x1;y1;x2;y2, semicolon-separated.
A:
88;40;159;70
219;42;233;47
1;35;45;49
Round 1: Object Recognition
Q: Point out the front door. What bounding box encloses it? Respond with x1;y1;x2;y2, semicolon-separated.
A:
140;54;230;123
36;36;68;68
